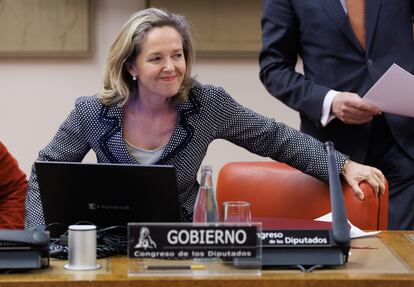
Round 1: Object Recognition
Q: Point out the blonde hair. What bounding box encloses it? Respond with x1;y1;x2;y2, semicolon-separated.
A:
99;8;195;106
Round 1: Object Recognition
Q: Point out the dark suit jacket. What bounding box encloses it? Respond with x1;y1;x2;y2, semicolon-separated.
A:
259;0;414;162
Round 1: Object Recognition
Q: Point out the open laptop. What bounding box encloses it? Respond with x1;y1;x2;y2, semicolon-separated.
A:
35;161;181;237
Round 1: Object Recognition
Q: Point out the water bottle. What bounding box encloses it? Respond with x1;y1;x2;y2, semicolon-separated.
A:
193;165;218;223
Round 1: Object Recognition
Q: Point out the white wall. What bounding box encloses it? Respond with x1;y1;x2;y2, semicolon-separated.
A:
0;0;299;182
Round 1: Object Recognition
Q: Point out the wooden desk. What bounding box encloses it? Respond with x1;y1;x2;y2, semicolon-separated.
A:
1;231;413;287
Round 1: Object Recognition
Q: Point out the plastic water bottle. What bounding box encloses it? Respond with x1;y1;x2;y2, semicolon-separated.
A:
193;165;218;223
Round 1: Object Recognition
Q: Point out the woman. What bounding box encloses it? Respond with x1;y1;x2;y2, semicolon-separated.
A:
25;8;385;228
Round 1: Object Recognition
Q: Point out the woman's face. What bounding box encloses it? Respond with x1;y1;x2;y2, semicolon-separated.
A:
129;26;186;101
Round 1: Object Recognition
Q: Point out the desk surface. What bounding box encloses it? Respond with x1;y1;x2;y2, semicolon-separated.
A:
1;231;414;287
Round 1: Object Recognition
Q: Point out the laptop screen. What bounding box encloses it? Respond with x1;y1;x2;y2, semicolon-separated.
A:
35;161;181;237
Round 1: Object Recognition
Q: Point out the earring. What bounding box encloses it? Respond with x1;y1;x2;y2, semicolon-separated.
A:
132;74;137;81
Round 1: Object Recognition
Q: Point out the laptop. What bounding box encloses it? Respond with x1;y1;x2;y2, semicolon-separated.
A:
35;161;181;237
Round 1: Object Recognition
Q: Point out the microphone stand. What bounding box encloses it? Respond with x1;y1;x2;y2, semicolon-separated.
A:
260;142;351;269
325;142;351;257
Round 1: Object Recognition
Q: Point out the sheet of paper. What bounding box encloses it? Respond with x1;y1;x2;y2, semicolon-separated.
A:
315;212;381;239
363;63;414;118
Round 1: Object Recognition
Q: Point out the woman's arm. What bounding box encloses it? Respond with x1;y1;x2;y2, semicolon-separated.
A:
212;88;385;199
25;100;91;229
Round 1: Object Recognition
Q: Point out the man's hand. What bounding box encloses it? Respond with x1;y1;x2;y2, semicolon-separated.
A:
331;92;381;124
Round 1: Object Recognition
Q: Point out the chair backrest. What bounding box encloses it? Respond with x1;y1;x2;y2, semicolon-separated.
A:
216;162;388;230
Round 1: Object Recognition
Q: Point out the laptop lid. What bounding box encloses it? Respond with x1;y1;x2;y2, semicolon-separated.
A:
35;161;181;236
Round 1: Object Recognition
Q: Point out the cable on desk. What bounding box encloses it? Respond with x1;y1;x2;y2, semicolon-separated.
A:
46;222;128;259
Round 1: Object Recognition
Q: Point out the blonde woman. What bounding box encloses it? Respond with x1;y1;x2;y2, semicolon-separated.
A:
25;8;385;228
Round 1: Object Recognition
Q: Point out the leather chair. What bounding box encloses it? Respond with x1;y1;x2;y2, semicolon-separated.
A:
216;162;388;230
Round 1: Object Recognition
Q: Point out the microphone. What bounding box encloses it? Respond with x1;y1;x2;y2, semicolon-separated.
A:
324;142;350;245
259;142;351;268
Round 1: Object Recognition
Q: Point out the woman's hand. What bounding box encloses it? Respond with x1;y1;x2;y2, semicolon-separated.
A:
341;160;386;200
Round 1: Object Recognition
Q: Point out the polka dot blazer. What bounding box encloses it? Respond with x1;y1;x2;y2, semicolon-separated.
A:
25;83;348;228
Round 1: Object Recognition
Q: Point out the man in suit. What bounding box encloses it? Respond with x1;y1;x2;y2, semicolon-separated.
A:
259;0;414;229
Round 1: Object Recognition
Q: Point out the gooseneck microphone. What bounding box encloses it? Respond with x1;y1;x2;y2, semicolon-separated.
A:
259;142;351;268
324;142;350;245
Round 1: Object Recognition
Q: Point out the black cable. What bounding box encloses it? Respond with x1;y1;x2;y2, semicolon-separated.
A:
46;222;128;259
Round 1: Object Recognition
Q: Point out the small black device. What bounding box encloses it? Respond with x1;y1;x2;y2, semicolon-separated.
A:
35;161;182;238
0;226;50;270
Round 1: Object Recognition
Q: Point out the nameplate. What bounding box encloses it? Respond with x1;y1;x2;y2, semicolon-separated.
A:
259;229;332;247
128;223;258;259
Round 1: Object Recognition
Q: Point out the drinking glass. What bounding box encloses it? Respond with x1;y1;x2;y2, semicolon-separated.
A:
222;201;251;223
